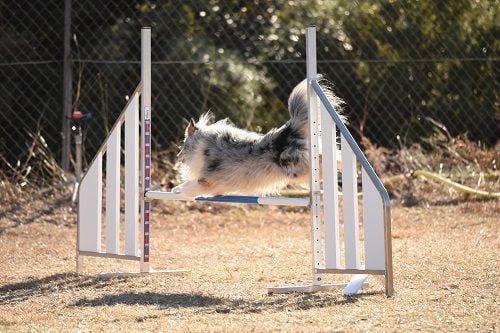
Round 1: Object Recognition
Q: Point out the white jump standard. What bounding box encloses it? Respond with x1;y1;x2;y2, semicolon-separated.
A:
76;26;394;297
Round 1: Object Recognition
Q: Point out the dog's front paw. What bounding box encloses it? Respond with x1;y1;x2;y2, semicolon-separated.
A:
171;181;202;198
172;185;192;198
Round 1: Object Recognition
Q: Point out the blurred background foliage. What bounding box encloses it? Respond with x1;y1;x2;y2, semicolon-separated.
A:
0;0;498;178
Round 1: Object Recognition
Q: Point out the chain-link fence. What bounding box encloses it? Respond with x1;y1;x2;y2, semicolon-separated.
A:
1;0;498;180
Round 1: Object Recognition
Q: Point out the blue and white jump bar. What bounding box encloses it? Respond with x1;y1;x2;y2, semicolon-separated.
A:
145;191;310;206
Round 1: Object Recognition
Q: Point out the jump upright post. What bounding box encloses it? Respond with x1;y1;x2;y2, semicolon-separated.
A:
77;28;186;275
76;26;394;296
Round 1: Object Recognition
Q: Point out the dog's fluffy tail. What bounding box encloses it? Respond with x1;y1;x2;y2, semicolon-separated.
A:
288;76;345;133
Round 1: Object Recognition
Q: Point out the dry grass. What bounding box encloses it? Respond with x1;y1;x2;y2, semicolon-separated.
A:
360;136;499;206
0;188;498;332
1;136;498;332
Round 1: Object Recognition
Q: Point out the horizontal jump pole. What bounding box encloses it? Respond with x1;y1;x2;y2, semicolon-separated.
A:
145;191;310;207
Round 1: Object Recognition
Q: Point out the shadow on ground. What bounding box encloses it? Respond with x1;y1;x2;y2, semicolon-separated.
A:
0;272;382;313
73;292;225;308
0;273;130;304
71;290;381;314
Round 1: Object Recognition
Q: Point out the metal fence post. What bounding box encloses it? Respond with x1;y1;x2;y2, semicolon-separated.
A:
61;0;73;172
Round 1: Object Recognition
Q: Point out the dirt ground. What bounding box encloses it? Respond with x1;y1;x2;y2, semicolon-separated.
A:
0;192;498;332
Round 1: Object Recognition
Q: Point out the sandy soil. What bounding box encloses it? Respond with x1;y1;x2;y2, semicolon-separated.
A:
0;194;498;332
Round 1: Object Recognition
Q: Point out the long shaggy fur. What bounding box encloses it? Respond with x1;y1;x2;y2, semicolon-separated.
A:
173;78;344;197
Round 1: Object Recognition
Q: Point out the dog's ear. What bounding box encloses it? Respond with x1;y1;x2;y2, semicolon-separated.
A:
185;118;198;136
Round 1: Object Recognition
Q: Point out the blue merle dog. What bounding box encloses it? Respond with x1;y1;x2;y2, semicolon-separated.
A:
173;78;344;197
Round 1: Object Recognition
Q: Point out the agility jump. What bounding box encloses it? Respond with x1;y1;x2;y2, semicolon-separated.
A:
76;26;394;297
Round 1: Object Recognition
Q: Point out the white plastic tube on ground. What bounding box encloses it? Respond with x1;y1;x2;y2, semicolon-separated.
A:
343;265;369;296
